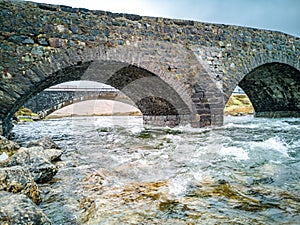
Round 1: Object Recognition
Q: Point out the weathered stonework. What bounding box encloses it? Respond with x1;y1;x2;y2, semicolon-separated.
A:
0;0;300;135
24;89;136;118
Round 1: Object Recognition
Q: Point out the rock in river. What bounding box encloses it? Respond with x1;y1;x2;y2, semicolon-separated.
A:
0;191;51;225
6;147;58;183
27;136;61;150
0;166;41;204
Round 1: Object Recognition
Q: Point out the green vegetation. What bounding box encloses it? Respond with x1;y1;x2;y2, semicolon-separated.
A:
14;107;40;122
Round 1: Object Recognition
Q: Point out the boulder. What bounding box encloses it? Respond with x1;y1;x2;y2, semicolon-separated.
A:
7;147;58;183
27;136;60;149
0;135;20;156
0;191;51;224
0;166;41;204
23;146;62;162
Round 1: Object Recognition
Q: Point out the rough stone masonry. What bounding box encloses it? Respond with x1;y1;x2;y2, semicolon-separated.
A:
0;0;299;136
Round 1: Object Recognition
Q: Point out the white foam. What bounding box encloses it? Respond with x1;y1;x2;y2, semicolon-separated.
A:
219;146;249;160
224;122;259;129
129;125;143;135
168;176;193;196
250;137;290;157
0;152;9;162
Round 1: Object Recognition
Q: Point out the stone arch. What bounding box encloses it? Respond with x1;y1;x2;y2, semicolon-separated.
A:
223;52;300;117
1;41;219;135
29;91;137;119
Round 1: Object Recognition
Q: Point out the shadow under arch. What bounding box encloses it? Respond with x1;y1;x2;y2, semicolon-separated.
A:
5;60;193;135
81;61;192;127
239;62;300;117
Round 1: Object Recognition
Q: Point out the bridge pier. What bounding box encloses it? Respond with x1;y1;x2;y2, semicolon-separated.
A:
0;119;13;137
0;120;2;136
143;115;181;127
143;114;202;127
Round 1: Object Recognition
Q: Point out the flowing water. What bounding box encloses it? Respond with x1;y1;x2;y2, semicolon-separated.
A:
12;115;300;225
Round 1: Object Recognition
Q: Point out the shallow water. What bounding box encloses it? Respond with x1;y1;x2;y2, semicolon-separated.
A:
12;115;300;224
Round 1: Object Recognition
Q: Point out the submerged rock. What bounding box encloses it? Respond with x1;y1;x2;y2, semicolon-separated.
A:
0;166;41;204
6;147;58;183
27;136;60;149
0;191;51;225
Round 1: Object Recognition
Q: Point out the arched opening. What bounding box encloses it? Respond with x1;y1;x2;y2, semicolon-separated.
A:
224;86;254;116
46;100;142;119
6;60;193;135
238;63;300;117
17;80;142;120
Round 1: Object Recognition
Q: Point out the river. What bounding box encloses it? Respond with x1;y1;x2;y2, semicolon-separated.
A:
11;115;300;224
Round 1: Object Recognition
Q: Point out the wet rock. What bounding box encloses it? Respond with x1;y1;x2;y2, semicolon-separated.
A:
7;147;58;183
22;38;34;44
70;25;79;34
55;24;66;33
0;191;51;224
109;181;167;202
37;37;48;45
79;197;96;224
0;166;41;204
27;136;60;149
7;35;28;43
31;46;44;56
25;146;62;162
48;37;67;48
124;13;142;21
0;135;20;157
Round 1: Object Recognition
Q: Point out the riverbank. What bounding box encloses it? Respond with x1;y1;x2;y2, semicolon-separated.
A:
0;136;62;224
224;94;254;116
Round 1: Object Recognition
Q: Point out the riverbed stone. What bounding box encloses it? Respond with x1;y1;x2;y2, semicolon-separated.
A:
27;136;61;150
0;166;41;204
6;147;58;183
25;146;62;162
0;191;51;224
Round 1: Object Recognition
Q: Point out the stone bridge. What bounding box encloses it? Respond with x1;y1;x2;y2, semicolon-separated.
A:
24;87;136;118
0;0;300;136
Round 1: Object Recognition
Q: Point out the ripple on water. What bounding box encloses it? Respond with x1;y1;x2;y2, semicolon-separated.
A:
10;116;300;224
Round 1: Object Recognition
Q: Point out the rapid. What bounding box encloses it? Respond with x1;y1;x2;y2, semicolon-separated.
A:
11;115;300;224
